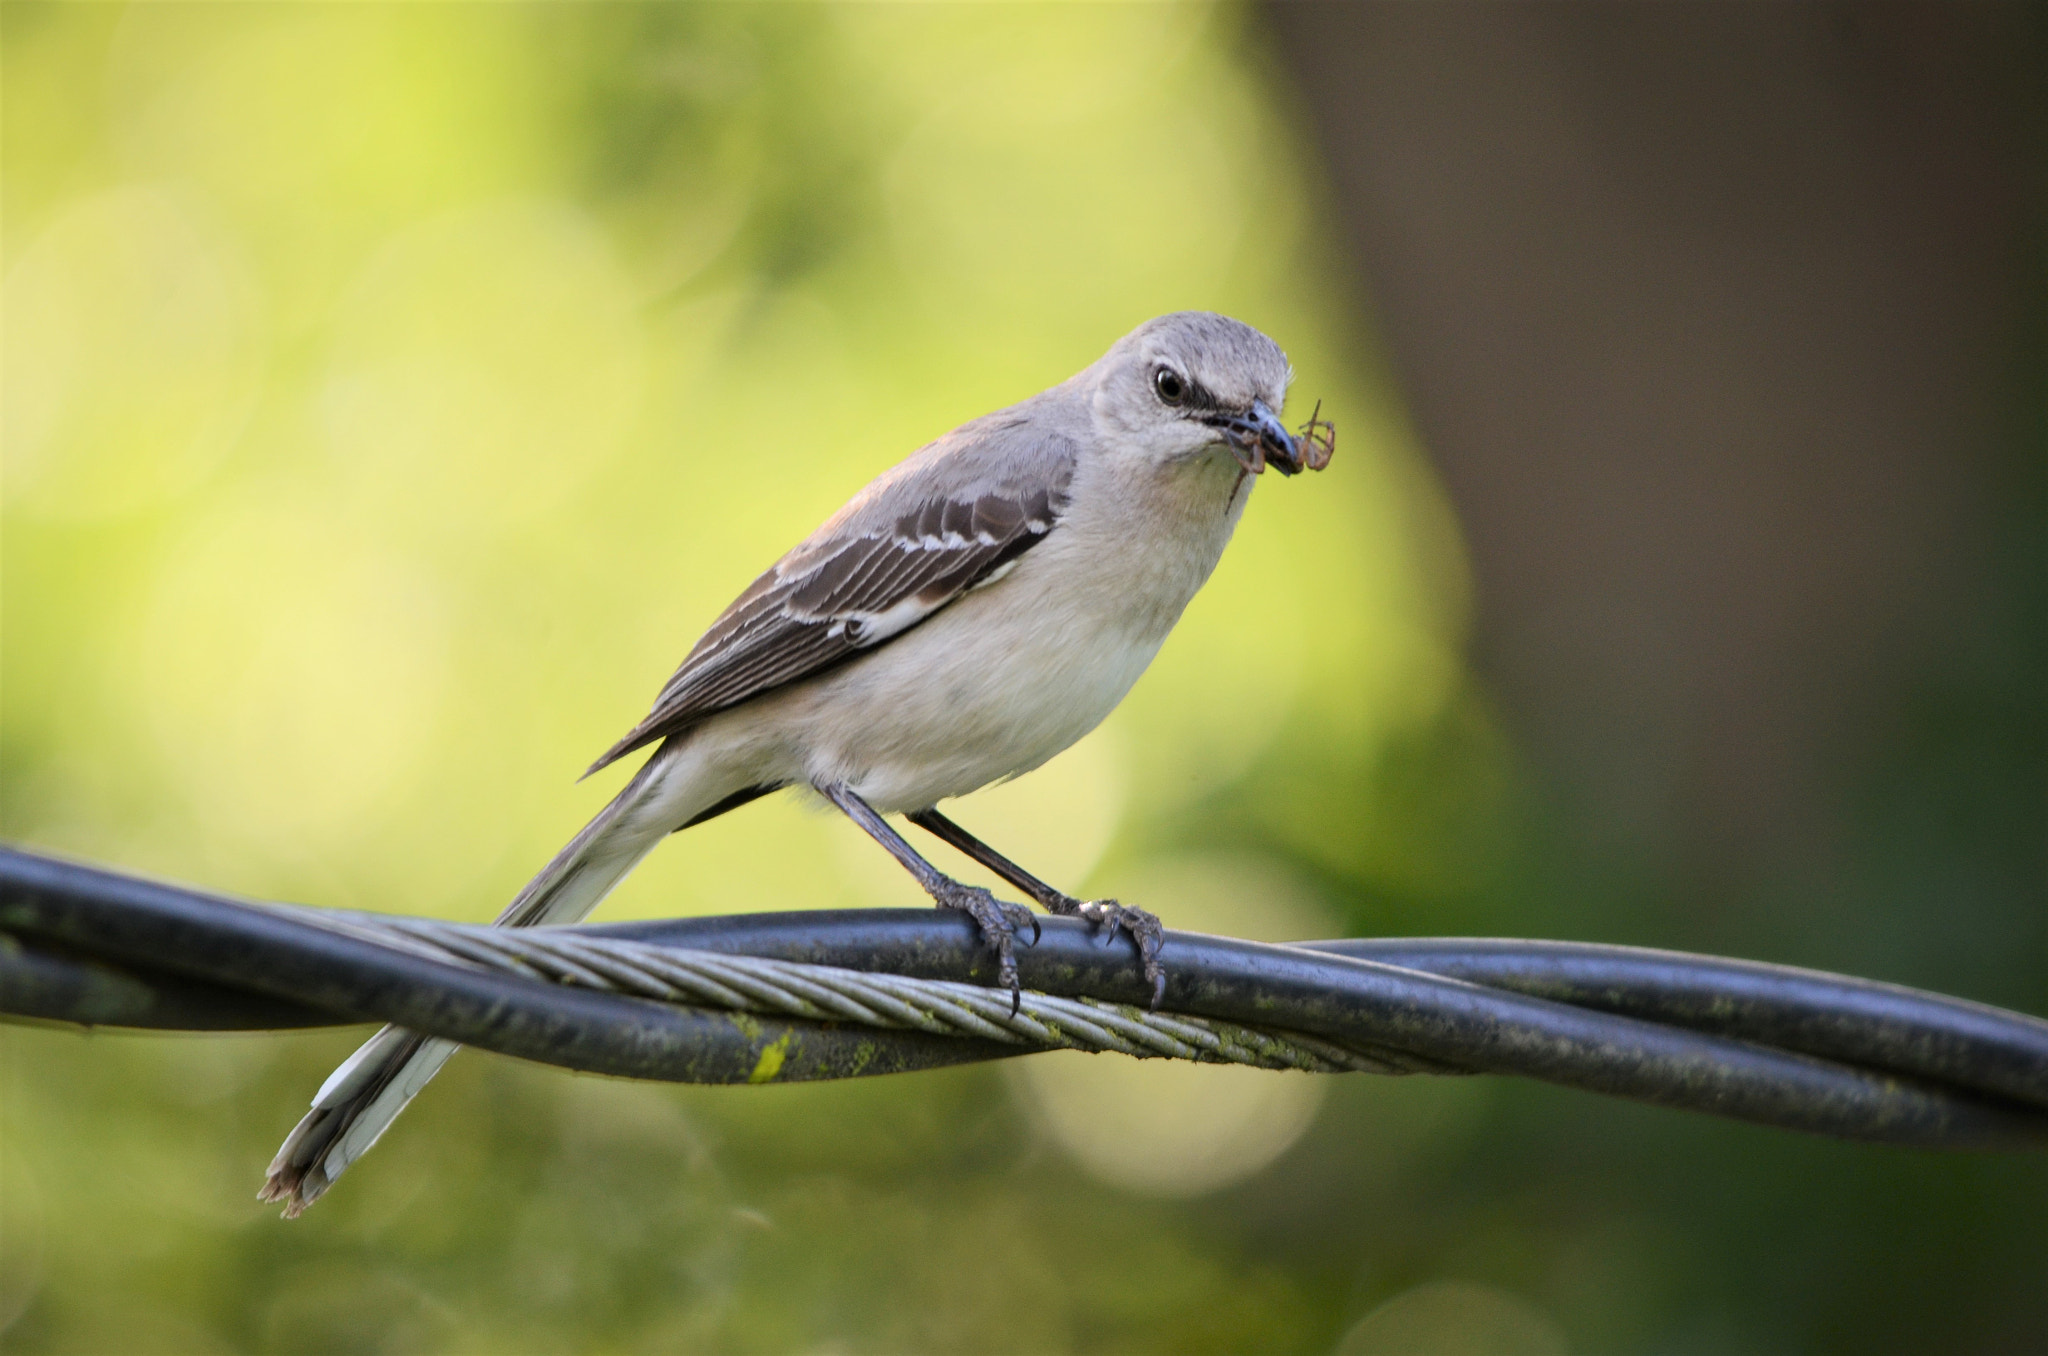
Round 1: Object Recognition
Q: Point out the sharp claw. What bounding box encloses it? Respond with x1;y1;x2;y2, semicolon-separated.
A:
993;898;1037;943
999;891;1170;1008
995;942;1022;1017
1074;899;1168;1005
1078;898;1123;946
936;883;1037;1001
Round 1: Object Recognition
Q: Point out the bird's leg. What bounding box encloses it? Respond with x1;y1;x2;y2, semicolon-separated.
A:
817;783;1037;1001
908;808;1166;1008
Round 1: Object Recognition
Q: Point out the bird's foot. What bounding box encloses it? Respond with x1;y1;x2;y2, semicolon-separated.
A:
1072;898;1167;1009
932;881;1037;1007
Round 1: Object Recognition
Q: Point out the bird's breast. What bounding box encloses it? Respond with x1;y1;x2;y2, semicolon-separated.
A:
749;447;1253;810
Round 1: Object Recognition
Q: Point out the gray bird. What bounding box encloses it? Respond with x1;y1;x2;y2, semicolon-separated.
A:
262;310;1334;1215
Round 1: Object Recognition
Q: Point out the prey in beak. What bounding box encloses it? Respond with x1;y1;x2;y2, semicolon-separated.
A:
1206;399;1337;477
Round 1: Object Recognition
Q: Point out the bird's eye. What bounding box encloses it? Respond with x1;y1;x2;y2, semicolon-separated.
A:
1153;367;1187;405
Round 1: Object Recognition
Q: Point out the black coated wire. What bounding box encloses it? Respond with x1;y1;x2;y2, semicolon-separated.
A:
0;850;1008;1083
3;846;2046;1150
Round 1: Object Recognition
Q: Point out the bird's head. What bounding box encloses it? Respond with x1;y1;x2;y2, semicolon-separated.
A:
1087;311;1333;477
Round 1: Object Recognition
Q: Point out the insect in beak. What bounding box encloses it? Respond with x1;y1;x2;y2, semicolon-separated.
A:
1207;400;1300;476
1296;400;1336;472
1205;399;1335;477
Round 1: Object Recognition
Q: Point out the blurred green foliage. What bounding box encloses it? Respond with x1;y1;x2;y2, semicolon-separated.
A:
1;4;2042;1354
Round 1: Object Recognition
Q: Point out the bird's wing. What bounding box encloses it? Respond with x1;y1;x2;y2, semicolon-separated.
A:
585;415;1079;776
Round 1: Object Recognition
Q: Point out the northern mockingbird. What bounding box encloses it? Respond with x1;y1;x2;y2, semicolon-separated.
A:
262;311;1334;1215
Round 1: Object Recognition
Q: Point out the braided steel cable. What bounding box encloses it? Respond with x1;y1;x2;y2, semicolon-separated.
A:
299;907;1409;1074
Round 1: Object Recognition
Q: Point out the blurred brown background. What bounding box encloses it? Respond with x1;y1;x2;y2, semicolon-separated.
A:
1259;4;2046;1350
1269;0;2041;981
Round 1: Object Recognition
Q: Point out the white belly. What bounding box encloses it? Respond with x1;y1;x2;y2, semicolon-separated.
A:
689;447;1252;813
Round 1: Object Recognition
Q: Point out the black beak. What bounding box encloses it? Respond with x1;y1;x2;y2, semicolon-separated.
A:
1206;399;1304;476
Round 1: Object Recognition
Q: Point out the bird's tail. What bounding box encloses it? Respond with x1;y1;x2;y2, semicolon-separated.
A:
260;743;693;1216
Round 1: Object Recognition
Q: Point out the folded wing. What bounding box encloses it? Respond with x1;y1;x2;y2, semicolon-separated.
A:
586;448;1072;777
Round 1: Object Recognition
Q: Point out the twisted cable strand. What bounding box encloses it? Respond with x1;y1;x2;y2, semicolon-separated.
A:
300;907;1381;1074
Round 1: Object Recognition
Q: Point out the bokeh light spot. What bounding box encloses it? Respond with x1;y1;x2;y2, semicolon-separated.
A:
1011;851;1335;1196
1014;1054;1325;1200
1336;1281;1571;1356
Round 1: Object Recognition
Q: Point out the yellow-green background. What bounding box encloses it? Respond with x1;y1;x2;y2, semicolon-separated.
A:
3;5;2042;1354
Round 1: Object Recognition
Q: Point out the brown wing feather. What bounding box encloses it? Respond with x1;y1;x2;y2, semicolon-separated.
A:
584;478;1068;777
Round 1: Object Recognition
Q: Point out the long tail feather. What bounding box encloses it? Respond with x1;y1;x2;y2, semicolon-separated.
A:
261;743;692;1216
